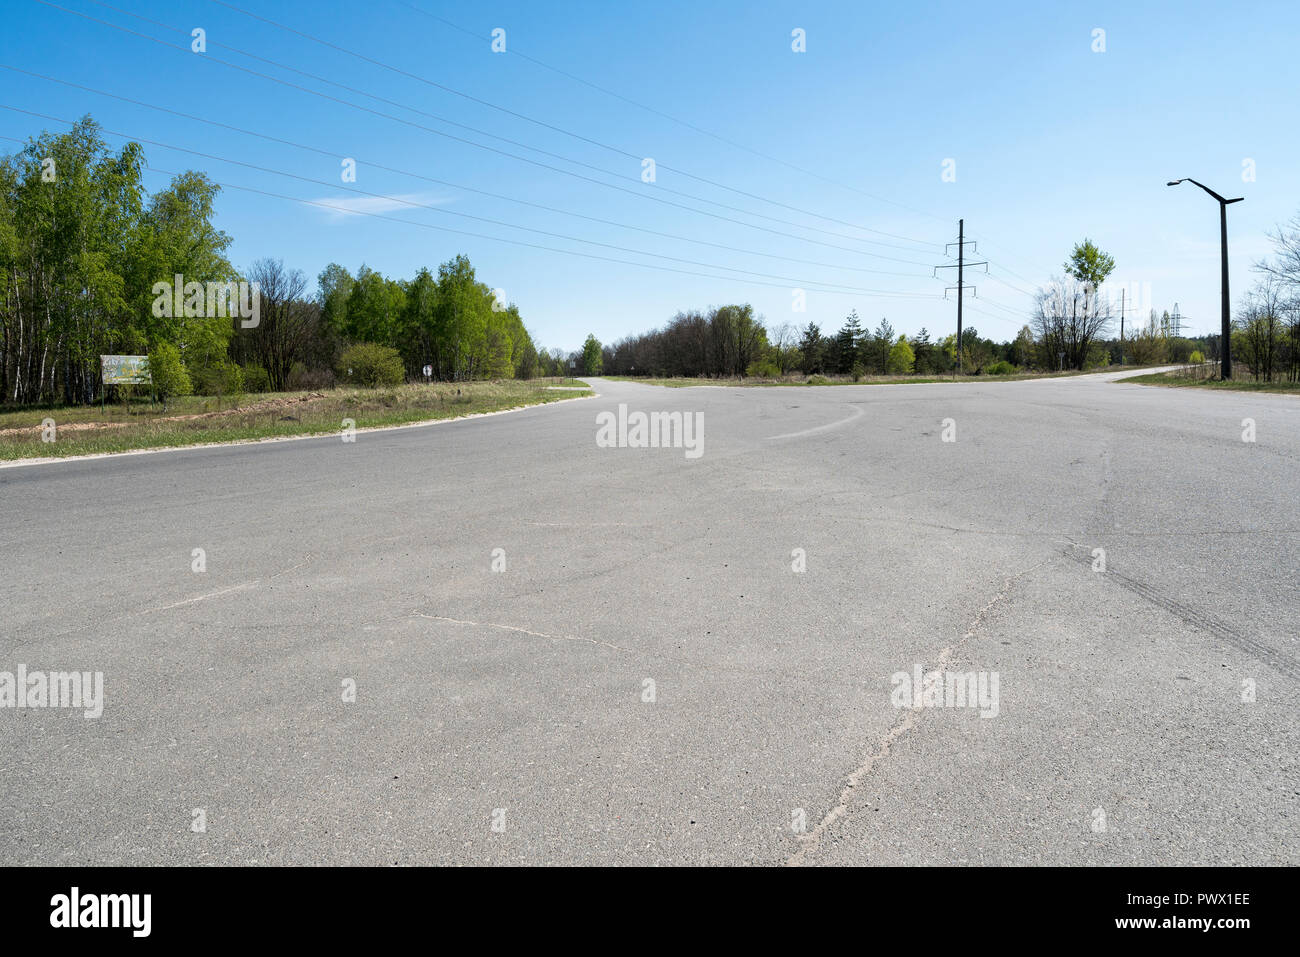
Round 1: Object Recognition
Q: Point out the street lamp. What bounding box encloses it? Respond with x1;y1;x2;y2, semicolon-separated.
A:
1167;178;1243;380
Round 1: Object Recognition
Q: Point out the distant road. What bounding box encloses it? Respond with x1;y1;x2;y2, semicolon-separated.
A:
2;370;1295;865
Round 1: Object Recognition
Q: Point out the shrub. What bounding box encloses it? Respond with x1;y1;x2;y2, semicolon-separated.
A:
192;359;243;399
886;338;915;375
241;363;272;393
148;342;191;404
288;362;335;391
984;360;1016;376
806;374;832;386
850;361;867;382
746;357;781;378
338;343;404;387
1189;350;1204;365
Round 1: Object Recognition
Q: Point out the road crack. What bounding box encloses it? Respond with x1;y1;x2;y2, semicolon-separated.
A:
787;561;1043;866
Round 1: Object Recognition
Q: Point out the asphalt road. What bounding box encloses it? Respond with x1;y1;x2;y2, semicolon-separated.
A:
1;370;1296;865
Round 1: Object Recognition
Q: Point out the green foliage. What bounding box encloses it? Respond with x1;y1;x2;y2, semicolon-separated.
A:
193;360;243;399
1189;350;1204;364
746;357;781;378
240;362;271;393
581;334;603;375
338;342;404;387
798;322;824;373
1168;337;1195;363
806;374;831;385
148;341;191;401
984;360;1016;375
1064;238;1117;289
0;119;544;405
886;336;915;374
0;118;234;405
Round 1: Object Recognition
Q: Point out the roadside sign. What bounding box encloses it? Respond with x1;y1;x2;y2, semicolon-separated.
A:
101;355;151;384
422;364;432;378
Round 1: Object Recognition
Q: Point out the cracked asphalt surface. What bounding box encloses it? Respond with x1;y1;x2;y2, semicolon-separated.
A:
1;370;1296;865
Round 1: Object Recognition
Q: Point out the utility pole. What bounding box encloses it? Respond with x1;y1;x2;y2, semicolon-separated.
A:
1120;288;1126;364
934;219;987;375
957;219;964;375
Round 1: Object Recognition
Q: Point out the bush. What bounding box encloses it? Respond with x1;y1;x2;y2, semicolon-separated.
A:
288;362;335;391
886;338;915;375
1189;350;1204;365
338;343;404;387
850;361;866;382
806;374;832;386
148;342;191;404
746;357;782;378
191;359;243;399
241;363;272;393
984;360;1016;376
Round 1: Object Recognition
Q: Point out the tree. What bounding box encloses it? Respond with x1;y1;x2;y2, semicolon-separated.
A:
0;118;232;405
1255;214;1300;382
798;322;824;373
148;341;191;407
1033;276;1113;370
886;335;915;375
911;328;935;374
768;322;799;375
1064;239;1117;291
581;334;603;375
238;258;314;391
1126;311;1168;365
863;317;894;374
1010;325;1036;368
1236;278;1284;381
833;310;863;374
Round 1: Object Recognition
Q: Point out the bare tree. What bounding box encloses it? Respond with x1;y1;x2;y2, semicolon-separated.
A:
1255;215;1300;382
1032;277;1112;370
241;258;316;391
1236;278;1284;382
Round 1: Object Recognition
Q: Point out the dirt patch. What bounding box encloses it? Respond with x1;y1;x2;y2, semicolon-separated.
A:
0;392;328;437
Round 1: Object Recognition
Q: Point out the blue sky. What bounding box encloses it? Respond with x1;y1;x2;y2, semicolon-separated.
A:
3;0;1297;352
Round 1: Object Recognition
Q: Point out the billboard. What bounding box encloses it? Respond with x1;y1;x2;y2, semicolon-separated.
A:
101;355;151;385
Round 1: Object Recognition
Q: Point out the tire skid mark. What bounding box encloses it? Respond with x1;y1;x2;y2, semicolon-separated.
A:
1062;546;1299;680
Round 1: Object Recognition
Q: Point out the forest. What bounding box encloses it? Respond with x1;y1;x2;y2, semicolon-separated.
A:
0;117;559;407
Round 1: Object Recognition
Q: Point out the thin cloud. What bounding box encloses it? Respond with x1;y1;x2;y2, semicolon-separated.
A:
310;192;450;220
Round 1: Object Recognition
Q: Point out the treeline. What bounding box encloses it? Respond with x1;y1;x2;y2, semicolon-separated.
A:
0;118;238;405
596;305;1042;379
314;256;553;385
594;239;1239;380
593;306;1227;381
0;117;558;406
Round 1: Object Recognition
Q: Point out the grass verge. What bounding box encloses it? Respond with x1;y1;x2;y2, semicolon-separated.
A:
1122;370;1300;394
0;378;592;461
603;367;1159;388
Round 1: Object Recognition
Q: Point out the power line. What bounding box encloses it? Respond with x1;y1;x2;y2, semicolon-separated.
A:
203;0;945;250
0;65;932;279
393;0;957;231
0;104;941;298
0;132;944;302
961;302;1029;331
387;0;1076;289
40;0;941;265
